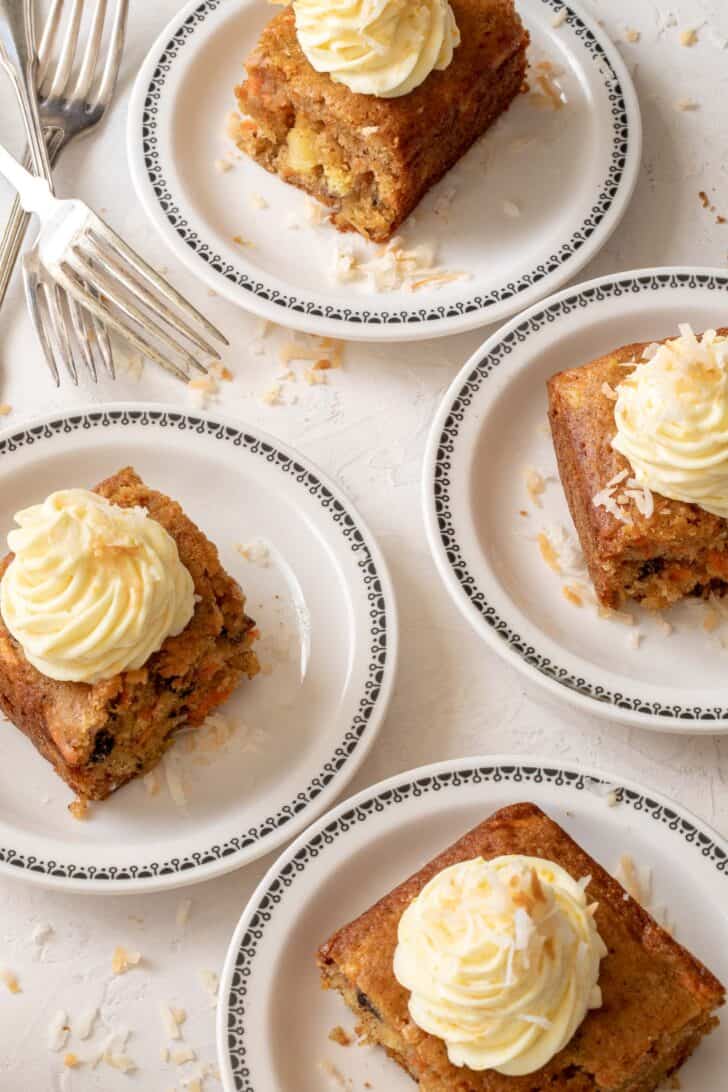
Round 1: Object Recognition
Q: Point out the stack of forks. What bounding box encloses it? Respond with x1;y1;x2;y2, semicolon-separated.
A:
0;0;226;385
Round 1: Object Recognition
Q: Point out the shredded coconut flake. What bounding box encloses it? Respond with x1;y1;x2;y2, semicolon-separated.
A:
171;1046;197;1065
48;1011;71;1051
176;898;192;929
104;1052;137;1073
333;237;468;293
112;946;141;975
75;1007;99;1041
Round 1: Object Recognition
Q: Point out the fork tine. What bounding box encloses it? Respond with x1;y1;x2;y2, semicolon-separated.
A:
87;225;228;347
70;247;207;374
47;0;85;101
83;232;217;363
37;0;66;88
48;285;79;384
89;306;115;378
93;0;128;110
67;295;98;381
23;269;60;387
72;0;107;103
57;263;193;383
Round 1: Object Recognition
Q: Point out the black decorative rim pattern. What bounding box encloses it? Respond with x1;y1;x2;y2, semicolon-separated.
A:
223;759;728;1090
139;0;633;327
433;270;728;721
0;409;391;884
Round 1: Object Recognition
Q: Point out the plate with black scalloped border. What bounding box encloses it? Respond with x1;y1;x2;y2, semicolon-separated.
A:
127;0;640;341
217;754;728;1092
423;267;728;733
0;405;397;893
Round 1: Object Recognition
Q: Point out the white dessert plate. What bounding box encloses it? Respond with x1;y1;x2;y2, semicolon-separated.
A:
0;405;397;893
423;267;728;733
127;0;640;341
218;754;728;1091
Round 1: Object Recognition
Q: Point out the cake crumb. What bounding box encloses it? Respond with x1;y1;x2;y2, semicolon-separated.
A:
537;532;561;573
658;618;674;637
679;27;698;46
250;192;268;210
318;1060;352;1089
262;383;283;406
232;234;254;248
328;1026;351;1047
703;608;721;632
623;27;640;42
69;797;89;821
0;403;11;416
63;1054;80;1069
1;970;21;994
615;854;650;905
525;466;546;507
144;768;161;796
551;8;567;28
605;790;619;807
304;366;328;385
598;605;635;626
675;97;698;111
111;946;141;975
209;362;233;382
562;584;583;607
236;540;269;566
626;630;643;650
214;158;232;173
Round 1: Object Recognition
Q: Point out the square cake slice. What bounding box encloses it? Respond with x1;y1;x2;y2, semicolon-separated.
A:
548;329;728;609
233;0;529;242
0;468;259;802
318;802;725;1091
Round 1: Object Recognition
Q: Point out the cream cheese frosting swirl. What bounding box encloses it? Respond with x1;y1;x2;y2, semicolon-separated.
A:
292;0;460;98
612;325;728;517
393;855;606;1076
0;489;195;684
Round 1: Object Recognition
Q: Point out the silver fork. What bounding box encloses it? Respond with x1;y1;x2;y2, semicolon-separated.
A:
0;0;127;383
0;141;227;380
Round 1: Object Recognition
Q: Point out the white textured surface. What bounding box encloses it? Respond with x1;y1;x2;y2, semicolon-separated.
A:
0;1;728;1088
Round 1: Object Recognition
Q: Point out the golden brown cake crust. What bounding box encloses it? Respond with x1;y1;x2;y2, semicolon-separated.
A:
234;0;529;241
548;329;728;608
0;467;259;801
318;802;725;1091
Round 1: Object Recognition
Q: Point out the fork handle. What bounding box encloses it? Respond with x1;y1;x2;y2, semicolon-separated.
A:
0;132;62;308
0;0;53;185
0;140;56;216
